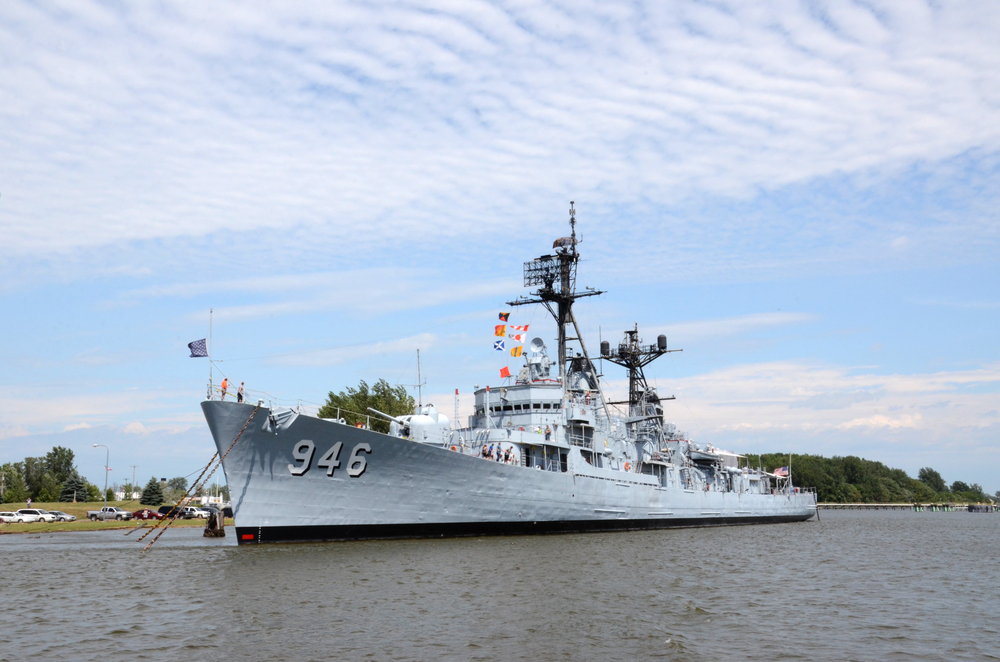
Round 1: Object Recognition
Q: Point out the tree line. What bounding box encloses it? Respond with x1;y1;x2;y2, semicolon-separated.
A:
745;453;996;504
0;445;227;505
1;446;102;503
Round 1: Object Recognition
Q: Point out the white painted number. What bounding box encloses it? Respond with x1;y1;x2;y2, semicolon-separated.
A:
288;440;315;476
347;443;372;477
289;440;371;478
316;441;343;476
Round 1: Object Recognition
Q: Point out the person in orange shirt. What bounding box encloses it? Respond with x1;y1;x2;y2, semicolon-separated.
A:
220;377;229;401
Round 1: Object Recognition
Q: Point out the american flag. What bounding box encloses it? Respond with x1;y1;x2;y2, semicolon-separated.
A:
774;466;789;477
188;338;208;357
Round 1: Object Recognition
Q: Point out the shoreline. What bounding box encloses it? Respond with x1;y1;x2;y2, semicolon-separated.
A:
0;500;231;535
0;517;234;535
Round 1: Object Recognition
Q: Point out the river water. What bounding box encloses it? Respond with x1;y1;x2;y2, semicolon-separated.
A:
1;510;997;661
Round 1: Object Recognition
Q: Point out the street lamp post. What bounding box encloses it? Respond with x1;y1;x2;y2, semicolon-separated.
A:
93;444;109;510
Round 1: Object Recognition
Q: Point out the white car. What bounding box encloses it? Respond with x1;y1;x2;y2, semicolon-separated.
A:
0;511;30;523
17;509;56;523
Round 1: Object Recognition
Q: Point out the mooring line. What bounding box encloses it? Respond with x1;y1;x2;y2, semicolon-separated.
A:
124;521;148;536
135;451;220;543
141;403;260;552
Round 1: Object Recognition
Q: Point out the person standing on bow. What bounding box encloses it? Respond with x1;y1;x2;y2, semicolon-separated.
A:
220;377;229;401
237;382;245;403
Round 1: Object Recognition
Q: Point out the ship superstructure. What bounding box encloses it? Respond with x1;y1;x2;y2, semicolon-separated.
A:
202;204;816;544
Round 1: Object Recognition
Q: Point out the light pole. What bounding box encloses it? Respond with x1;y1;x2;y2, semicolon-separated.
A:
93;444;109;510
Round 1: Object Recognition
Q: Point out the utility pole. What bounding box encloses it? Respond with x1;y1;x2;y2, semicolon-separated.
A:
130;465;138;499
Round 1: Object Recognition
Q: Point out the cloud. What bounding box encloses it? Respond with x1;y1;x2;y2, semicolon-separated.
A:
278;332;437;367
0;424;30;439
790;390;878;410
63;422;92;431
652;312;817;342
654;361;1000;439
1;0;998;270
124;422;148;435
201;275;521;322
0;385;199;435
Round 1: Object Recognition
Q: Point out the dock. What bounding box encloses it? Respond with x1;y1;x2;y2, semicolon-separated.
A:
818;503;996;512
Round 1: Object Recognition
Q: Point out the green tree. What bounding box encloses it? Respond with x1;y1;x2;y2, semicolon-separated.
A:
105;488;115;502
13;446;80;501
164;477;189;502
140;477;165;506
918;467;947;493
951;481;970;493
59;471;88;502
85;483;102;501
318;378;415;433
44;446;76;484
1;463;29;503
167;477;188;492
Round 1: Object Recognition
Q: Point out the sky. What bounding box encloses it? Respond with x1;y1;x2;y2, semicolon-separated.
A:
1;0;998;494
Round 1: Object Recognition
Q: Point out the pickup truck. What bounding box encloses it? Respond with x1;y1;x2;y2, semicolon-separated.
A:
86;506;133;521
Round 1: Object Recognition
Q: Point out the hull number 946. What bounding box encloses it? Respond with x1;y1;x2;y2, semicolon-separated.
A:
288;440;371;478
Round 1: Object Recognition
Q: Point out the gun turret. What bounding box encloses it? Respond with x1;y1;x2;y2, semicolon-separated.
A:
367;407;405;424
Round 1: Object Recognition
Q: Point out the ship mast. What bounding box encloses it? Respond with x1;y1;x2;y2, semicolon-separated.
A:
601;325;681;417
507;202;602;389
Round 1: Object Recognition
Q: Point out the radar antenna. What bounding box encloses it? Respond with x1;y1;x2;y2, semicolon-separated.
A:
601;324;682;418
506;202;603;389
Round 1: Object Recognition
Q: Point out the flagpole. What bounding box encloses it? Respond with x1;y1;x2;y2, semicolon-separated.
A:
209;308;213;400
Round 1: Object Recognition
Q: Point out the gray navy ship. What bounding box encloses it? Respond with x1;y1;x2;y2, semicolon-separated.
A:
203;204;817;544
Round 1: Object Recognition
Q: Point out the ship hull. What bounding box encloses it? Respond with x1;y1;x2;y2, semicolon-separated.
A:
204;401;816;545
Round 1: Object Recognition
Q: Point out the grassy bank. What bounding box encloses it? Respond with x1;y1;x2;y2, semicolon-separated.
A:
0;500;232;535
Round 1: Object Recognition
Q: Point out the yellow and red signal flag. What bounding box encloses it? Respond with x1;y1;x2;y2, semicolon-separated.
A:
495;325;506;336
511;346;523;357
509;325;529;332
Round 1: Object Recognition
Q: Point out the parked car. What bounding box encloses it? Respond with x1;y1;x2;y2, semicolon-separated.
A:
86;507;132;521
222;506;234;518
1;511;29;523
182;506;208;519
17;509;56;523
157;505;184;518
48;511;77;522
131;508;163;520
